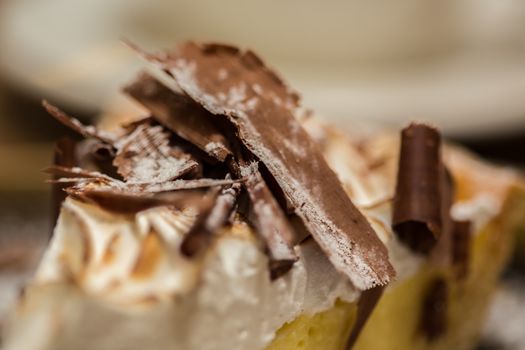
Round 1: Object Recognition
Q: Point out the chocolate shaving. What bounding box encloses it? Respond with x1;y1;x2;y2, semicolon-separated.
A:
452;220;471;279
113;123;199;183
421;277;448;341
42;101;115;144
70;188;205;214
143;42;393;289
180;184;240;256
45;165;115;183
124;73;232;161
64;176;237;195
241;162;298;279
393;123;443;254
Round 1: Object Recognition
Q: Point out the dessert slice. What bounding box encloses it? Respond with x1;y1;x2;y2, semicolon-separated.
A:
2;42;524;350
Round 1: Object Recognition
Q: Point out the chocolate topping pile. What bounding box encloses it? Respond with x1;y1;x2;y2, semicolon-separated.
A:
46;41;396;290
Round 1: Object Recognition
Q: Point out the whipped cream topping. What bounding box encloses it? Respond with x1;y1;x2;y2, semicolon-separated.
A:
3;198;358;350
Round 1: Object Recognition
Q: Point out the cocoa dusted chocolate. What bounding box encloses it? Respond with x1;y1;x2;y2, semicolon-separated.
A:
140;42;394;289
113;122;199;183
240;162;298;279
124;73;232;162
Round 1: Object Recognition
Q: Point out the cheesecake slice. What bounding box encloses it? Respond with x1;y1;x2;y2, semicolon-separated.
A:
2;42;524;350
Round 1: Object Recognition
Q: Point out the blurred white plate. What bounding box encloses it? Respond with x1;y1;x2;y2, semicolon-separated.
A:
1;0;525;137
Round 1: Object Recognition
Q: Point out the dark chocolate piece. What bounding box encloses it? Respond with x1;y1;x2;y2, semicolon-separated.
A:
43;101;115;144
452;220;471;279
345;286;385;349
180;184;240;256
421;277;448;341
241;162;298;279
124;73;232;161
113;123;199;183
144;42;393;289
393;123;443;254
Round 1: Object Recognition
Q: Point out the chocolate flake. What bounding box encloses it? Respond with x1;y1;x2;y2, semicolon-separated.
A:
113;123;199;183
124;73;232;161
43;101;115;144
421;277;448;341
70;188;205;214
143;42;393;289
241;162;298;279
180;185;232;256
393;123;443;254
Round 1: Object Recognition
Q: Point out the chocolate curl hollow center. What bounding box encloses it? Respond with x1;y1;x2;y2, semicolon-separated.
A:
393;123;442;253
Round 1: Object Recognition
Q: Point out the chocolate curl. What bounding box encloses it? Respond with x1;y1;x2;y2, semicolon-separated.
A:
452;220;471;279
123;73;232;162
393;123;443;254
51;137;77;231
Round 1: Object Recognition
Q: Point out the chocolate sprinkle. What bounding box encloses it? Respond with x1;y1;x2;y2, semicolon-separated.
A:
124;73;232;161
146;42;393;289
421;277;448;341
393;123;443;254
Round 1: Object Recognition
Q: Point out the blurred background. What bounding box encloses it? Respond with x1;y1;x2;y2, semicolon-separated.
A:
0;0;524;348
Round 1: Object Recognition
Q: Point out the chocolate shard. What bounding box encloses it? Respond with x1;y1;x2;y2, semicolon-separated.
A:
345;286;385;349
452;220;471;279
393;123;443;254
45;165;115;183
42;101;115;144
240;162;298;279
421;277;448;341
70;188;207;214
113;123;199;183
48;165;237;198
124;73;232;161
180;183;241;257
140;41;393;289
